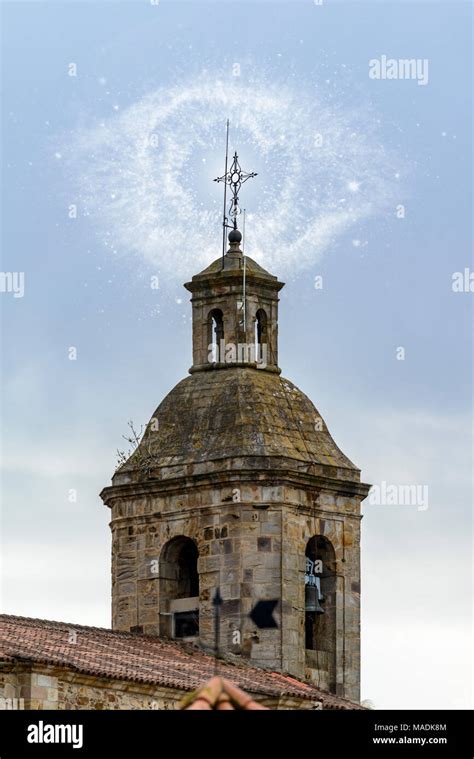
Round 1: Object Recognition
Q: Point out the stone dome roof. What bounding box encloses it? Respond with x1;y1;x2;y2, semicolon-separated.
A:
191;250;277;281
114;368;360;486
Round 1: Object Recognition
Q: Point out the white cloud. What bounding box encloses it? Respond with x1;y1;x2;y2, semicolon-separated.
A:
64;73;404;278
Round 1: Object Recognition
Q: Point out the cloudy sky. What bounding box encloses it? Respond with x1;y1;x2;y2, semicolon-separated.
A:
1;0;472;709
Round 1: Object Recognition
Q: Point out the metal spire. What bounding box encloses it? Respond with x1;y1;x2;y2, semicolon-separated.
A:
214;121;257;265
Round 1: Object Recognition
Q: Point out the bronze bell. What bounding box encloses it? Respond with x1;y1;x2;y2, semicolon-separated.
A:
305;584;325;615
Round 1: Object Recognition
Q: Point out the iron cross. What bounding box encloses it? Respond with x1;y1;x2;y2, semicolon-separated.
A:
214;128;257;232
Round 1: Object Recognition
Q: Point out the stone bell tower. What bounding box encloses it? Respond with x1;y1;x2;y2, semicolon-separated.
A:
100;227;370;703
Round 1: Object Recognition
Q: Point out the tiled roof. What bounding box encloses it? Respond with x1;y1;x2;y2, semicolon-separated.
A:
0;615;362;710
182;677;268;710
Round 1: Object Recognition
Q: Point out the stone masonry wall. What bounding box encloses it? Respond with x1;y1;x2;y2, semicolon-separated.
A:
0;666;321;710
109;478;362;701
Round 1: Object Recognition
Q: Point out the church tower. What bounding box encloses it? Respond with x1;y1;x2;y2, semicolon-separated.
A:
100;148;370;703
101;233;370;703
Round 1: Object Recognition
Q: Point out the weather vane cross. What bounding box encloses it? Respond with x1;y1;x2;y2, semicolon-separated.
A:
214;120;257;264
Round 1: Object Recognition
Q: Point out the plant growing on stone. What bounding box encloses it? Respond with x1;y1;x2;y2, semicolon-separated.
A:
115;420;156;478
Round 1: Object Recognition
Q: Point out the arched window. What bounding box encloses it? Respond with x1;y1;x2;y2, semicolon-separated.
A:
254;309;268;363
208;309;224;363
159;536;199;639
305;535;337;691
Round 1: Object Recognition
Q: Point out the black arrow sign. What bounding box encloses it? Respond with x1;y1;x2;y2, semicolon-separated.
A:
249;600;279;629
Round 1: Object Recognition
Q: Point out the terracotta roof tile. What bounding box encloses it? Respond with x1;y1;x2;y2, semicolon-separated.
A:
0;615;362;710
182;677;268;710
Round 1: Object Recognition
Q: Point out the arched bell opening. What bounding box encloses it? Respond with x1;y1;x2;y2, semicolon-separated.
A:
254;308;268;364
208;308;224;364
159;536;199;640
304;535;337;692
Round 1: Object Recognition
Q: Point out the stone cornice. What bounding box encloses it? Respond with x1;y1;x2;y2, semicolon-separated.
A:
100;465;371;507
184;274;284;294
189;361;281;375
108;502;363;527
